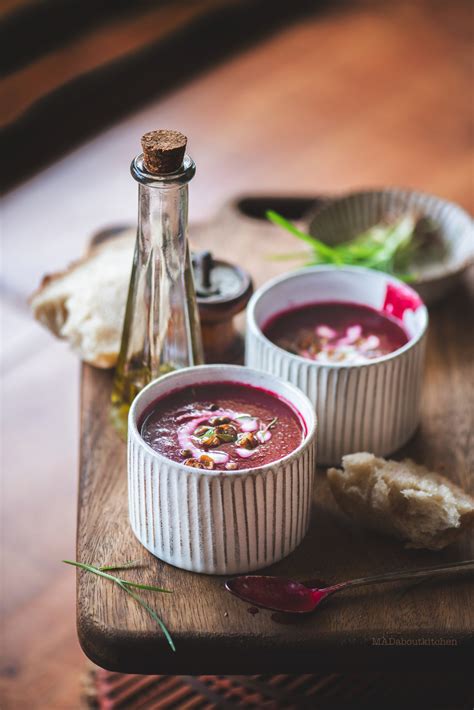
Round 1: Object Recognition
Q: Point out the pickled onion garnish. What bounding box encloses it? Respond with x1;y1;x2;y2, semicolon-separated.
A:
256;430;272;444
316;325;336;339
236;448;256;458
359;334;380;352
234;415;259;432
205;450;229;464
339;324;362;345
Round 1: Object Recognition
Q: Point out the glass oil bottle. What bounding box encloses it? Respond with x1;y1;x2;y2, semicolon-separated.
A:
111;130;203;434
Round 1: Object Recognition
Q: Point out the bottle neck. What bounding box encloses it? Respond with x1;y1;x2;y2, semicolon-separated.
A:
137;181;188;260
132;152;195;266
131;153;196;187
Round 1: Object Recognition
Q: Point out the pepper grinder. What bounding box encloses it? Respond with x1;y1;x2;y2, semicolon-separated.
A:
192;251;253;363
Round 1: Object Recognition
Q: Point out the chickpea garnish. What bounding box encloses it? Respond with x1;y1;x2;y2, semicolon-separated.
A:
199;455;215;470
194;424;212;437
216;423;238;443
208;415;231;426
184;458;205;469
237;432;259;450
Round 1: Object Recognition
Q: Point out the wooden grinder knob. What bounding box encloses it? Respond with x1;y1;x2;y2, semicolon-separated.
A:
192;251;253;364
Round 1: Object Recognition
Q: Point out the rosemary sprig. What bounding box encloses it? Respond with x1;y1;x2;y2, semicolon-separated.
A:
118;582;175;651
65;560;172;593
63;560;175;651
99;560;141;572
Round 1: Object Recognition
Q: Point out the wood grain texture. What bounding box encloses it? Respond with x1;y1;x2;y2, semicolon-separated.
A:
76;209;474;675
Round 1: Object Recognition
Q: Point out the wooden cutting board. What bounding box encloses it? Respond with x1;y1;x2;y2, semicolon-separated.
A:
76;196;474;674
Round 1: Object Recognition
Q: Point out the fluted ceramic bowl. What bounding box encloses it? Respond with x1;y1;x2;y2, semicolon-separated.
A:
305;188;474;305
246;266;428;465
128;364;317;574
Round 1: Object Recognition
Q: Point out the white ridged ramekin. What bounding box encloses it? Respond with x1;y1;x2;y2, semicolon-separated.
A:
128;365;316;574
246;266;428;466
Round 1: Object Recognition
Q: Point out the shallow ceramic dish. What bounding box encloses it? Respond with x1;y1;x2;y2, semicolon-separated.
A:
305;188;473;304
246;266;428;465
128;364;317;574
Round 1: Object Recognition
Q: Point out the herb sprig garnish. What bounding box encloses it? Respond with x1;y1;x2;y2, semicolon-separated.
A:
99;560;141;572
194;420;238;447
63;560;175;651
266;210;433;282
261;417;278;435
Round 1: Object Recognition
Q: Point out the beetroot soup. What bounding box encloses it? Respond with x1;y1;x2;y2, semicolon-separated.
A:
263;301;408;365
140;382;304;471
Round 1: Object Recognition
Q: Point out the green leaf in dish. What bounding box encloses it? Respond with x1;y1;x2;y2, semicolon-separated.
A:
267;208;432;282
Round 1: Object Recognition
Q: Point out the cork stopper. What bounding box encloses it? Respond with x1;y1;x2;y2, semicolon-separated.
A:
141;130;187;175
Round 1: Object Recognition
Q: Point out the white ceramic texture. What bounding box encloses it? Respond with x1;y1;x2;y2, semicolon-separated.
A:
305;188;474;305
128;365;317;575
246;266;428;465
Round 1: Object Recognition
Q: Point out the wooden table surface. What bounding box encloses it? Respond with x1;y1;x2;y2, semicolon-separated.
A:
2;0;473;706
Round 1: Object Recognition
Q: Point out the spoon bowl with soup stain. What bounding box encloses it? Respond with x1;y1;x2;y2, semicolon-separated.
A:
225;559;474;614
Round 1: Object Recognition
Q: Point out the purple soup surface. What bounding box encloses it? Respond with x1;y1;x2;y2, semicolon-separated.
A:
140;381;305;472
263;301;408;364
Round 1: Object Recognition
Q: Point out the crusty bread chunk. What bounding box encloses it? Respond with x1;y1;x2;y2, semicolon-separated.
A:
29;234;134;368
327;452;474;550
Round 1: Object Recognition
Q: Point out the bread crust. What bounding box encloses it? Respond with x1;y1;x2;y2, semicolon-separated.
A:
327;452;474;550
29;233;134;368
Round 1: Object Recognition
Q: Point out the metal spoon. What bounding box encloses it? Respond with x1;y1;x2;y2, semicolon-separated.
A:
225;559;474;614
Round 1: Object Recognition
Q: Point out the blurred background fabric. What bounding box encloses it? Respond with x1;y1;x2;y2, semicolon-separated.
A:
1;0;321;188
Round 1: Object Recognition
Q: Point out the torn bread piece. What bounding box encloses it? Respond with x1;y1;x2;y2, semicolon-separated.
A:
29;233;134;368
327;452;474;550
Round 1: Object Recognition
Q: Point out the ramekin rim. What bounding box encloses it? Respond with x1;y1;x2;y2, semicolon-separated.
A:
128;364;317;477
246;265;429;369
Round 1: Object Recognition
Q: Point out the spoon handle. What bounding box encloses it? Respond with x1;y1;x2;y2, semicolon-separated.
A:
332;559;474;593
